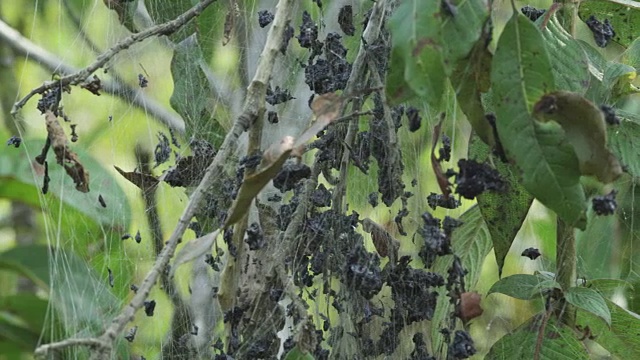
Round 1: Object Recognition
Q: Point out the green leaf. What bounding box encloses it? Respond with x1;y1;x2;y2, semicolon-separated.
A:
565;286;611;326
488;274;551;300
0;245;51;289
0;315;40;350
439;0;490;74
386;0;446;106
609;112;640;178
430;205;493;357
578;0;640;48
284;346;315;360
0;294;49;336
540;15;591;94
587;278;633;297
492;13;587;228
469;135;534;277
622;37;640;69
486;314;589;359
532;91;622;183
451;29;495;146
170;35;225;147
577;298;640;358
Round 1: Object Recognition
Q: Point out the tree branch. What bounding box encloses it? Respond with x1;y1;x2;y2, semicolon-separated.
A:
0;18;185;132
10;0;218;120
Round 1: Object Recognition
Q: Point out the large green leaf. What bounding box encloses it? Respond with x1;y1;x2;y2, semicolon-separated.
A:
488;274;558;301
565;286;611;326
170;35;225;147
486;315;589;359
469;135;533;277
576;298;640;358
430;205;493;357
386;0;446;106
540;15;590;94
578;0;640;48
579;40;638;103
439;0;489;74
492;13;587;228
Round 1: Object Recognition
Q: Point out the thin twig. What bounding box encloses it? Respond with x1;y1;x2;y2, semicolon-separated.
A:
0;18;185;132
11;0;218;116
34;338;107;359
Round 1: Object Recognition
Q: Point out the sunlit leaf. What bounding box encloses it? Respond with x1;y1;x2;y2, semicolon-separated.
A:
492;13;587;228
488;274;550;300
486;314;589;359
565;286;611;326
469;135;533;277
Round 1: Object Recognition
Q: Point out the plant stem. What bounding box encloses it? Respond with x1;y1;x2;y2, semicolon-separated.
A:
556;217;576;325
555;0;578;37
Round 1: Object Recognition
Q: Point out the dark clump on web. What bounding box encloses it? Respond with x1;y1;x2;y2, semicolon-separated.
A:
135;230;142;243
138;74;148;88
370;94;406;206
344;244;383;299
454;159;505;199
410;332;436;360
297;11;321;51
449;330;476;359
154;132;171;167
521;5;545;22
245;337;275;358
416;212;452;268
7;136;21;148
305;33;352;94
204;254;220;271
312;0;322;8
267;110;278;124
600;104;620;125
273;162;311;192
164;138;216;187
280;23;295;54
593;189;617;216
338;5;355;36
522;247;541;260
124;326;138;342
98;194;107;208
265;85;294;105
351;131;371;173
41;161;50;194
586;15;615;48
70;124;78;142
406;106;422;132
257;10;274;28
368;192;378;207
439;134;451;162
441;0;457;17
37;87;62;115
144;300;156;316
427;192;460;210
310;183;332;207
245;222;265;250
395;192;413;236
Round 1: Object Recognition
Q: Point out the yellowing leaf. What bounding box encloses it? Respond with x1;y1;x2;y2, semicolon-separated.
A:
533;91;622;184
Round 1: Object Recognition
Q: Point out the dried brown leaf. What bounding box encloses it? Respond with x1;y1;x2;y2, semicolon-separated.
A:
431;114;451;197
45;110;90;192
114;165;160;191
362;218;399;262
458;291;484;323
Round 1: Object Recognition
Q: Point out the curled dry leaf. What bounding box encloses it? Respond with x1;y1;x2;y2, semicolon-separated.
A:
224;93;343;227
431;114;451;198
222;1;239;46
45;110;90;192
362;218;400;263
457;291;484;323
114;165;160;191
533;91;622;183
170;229;220;278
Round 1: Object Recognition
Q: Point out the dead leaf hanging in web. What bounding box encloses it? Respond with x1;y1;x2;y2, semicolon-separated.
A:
431;114;451;198
224;93;343;227
45;110;90;192
170;229;220;278
114;165;160;192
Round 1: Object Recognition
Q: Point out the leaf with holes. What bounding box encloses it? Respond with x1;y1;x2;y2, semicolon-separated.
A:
578;0;640;48
492;13;587;228
577;298;640;357
469;135;533;277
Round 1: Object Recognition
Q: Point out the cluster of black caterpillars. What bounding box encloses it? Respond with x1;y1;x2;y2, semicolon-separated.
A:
20;2;624;360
